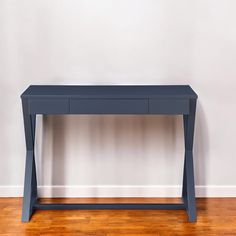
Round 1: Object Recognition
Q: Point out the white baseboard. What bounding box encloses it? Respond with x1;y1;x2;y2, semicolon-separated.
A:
1;185;236;198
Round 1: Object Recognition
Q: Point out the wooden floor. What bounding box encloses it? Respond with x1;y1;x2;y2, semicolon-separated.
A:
0;198;236;235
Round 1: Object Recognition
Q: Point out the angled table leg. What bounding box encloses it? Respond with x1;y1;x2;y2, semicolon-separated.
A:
21;98;38;222
182;99;197;222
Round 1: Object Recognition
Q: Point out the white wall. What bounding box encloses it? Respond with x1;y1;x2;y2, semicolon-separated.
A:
1;0;236;197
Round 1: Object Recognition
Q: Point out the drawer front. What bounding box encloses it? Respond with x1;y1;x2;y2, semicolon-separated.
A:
70;99;148;114
149;99;189;114
29;98;69;114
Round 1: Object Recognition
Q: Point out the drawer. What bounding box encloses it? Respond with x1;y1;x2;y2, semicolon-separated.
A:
149;99;189;114
29;98;69;114
70;99;148;114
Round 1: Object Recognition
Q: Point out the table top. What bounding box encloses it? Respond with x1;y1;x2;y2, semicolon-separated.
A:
21;85;198;99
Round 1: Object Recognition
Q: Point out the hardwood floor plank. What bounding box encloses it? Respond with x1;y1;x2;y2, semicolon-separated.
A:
0;198;236;235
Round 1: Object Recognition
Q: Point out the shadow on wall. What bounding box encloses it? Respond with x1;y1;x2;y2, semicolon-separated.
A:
194;100;209;190
34;99;209;196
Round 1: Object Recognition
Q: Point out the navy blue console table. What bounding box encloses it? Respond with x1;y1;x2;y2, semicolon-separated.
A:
21;85;198;222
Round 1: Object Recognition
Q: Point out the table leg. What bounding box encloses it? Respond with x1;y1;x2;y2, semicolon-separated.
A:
21;99;38;222
182;99;197;222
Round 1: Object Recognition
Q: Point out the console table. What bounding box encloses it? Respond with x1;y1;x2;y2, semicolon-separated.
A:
21;85;198;222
